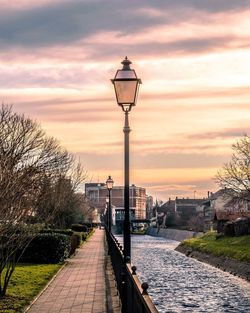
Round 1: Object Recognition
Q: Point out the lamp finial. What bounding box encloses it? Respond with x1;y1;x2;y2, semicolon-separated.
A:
121;57;132;70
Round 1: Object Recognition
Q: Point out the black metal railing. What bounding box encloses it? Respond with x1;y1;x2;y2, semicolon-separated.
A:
106;229;158;313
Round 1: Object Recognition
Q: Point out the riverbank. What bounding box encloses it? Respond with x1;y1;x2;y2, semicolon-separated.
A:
175;233;250;282
146;227;203;241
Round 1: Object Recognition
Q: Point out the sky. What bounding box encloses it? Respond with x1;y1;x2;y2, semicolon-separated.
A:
0;0;250;202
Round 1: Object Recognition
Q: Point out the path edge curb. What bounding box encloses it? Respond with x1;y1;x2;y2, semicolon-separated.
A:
23;261;68;312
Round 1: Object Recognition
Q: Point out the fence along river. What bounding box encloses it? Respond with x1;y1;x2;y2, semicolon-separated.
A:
117;235;250;313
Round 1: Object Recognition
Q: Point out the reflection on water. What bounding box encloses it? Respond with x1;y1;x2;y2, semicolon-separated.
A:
117;235;250;313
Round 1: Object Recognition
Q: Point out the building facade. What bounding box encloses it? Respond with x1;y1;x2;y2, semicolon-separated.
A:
85;183;147;220
203;189;250;231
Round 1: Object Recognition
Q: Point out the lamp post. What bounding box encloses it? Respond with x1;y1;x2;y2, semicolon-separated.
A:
111;57;141;262
106;175;114;232
105;196;109;229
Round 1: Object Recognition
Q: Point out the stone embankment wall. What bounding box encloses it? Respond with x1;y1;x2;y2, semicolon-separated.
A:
146;227;203;242
175;244;250;282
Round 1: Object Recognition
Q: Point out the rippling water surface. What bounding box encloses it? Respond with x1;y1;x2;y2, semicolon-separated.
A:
117;235;250;313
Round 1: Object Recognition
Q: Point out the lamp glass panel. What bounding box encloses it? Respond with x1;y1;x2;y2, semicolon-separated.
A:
106;178;114;189
115;69;137;79
114;80;138;104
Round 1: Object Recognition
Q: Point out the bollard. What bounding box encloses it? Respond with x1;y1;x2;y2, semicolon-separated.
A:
125;256;130;263
131;266;137;275
141;282;149;295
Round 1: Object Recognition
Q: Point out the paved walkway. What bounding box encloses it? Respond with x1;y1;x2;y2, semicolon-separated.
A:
27;229;107;313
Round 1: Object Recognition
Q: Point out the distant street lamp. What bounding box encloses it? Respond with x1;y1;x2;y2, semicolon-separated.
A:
111;57;141;262
106;175;114;232
105;196;109;228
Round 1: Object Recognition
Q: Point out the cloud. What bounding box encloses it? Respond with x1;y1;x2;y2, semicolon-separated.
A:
86;35;250;61
84;166;218;200
139;87;250;106
76;150;229;172
12;103;117;124
0;1;163;48
188;128;250;140
0;0;249;50
142;179;217;200
0;0;65;10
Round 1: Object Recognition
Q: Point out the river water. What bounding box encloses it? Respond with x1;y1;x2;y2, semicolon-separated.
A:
117;235;250;313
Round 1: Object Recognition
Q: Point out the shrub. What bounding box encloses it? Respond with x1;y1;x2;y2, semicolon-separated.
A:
82;232;89;241
234;218;249;236
215;233;224;240
71;224;88;232
80;222;93;228
40;229;74;236
224;222;235;236
21;233;71;263
70;232;82;255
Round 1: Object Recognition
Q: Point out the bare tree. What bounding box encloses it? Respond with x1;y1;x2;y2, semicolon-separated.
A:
0;105;86;296
37;177;90;228
79;195;96;223
187;215;204;232
216;135;250;203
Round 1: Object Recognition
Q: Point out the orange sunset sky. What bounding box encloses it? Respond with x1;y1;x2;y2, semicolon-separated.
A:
1;0;250;201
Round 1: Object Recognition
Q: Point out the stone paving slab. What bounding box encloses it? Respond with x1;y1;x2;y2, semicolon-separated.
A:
27;229;107;313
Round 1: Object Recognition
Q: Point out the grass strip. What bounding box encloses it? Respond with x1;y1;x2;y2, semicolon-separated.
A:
182;232;250;263
0;263;62;313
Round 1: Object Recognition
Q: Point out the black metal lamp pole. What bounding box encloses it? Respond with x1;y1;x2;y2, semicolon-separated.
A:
123;109;130;260
111;57;141;262
106;175;114;233
105;196;109;229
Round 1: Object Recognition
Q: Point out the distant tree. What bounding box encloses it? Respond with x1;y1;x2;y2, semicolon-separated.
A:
153;199;163;217
154;199;163;208
187;214;204;232
36;165;88;228
0;105;86;296
79;196;96;223
216;135;250;203
165;213;177;227
48;192;94;228
177;207;197;227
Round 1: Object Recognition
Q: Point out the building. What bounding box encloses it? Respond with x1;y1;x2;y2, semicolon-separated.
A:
156;197;204;228
85;183;147;220
213;211;250;234
175;197;204;214
203;189;250;231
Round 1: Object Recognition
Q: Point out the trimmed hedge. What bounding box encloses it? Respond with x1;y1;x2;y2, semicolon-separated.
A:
82;231;89;241
21;233;71;263
80;222;94;228
40;229;74;236
70;232;82;255
71;224;89;232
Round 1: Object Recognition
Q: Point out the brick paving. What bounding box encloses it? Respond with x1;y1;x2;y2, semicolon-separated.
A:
27;229;107;313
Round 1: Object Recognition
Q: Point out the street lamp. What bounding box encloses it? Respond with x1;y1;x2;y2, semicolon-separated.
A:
106;175;114;232
111;57;141;262
105;196;109;229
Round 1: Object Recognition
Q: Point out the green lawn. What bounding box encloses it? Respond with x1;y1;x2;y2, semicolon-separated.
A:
182;232;250;263
0;263;62;313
